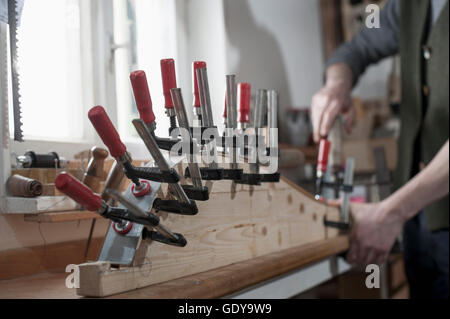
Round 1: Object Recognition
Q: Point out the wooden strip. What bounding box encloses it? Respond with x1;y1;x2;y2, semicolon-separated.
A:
4;196;80;214
0;238;104;280
108;236;349;299
24;210;102;223
11;168;83;184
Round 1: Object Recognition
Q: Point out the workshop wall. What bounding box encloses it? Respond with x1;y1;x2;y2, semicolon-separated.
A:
223;0;324;142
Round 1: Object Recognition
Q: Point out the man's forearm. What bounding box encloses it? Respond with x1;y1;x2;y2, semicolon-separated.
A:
381;140;449;222
325;63;354;90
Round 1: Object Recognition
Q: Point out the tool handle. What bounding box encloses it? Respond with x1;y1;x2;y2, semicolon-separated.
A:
88;106;127;158
101;161;125;202
130;70;156;124
25;151;60;168
223;96;227;118
55;172;103;212
160;59;177;109
85;147;108;179
192;61;206;108
237;82;251;123
317;138;331;172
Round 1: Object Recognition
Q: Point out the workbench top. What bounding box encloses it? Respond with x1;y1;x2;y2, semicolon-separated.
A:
0;236;349;299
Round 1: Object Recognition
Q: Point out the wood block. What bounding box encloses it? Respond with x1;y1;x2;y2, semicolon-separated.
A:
76;176;342;297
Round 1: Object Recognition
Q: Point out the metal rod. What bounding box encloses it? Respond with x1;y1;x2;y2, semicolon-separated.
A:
196;67;219;169
171;88;203;189
226;75;239;170
196;67;214;128
267;90;278;150
132;118;191;204
341;157;355;224
254;89;267;129
226;75;237;129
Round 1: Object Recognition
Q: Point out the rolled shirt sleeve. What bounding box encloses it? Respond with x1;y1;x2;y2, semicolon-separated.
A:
325;0;400;85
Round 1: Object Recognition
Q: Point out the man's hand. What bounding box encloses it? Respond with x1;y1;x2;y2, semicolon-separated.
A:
311;63;355;143
346;202;404;265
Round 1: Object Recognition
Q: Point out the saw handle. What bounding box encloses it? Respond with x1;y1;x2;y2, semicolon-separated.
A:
88;106;127;158
237;82;251;123
160;59;177;109
55;172;103;212
130;70;156;124
192;61;206;108
317;138;331;173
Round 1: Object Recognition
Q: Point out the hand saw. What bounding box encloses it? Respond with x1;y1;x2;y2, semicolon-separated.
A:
7;0;23;141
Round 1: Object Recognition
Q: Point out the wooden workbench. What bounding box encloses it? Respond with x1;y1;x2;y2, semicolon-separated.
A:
0;236;349;299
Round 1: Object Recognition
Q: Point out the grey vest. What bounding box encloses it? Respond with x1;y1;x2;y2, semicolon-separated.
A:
397;0;449;231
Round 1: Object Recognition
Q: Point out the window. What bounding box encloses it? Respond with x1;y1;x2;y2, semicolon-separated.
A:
112;0;178;141
4;0;184;160
9;0;88;141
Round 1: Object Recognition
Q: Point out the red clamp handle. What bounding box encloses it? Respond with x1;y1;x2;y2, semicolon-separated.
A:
88;106;127;158
130;70;156;124
160;59;177;109
237;82;251;123
223;95;227;118
192;61;206;108
317;138;331;172
55;172;103;212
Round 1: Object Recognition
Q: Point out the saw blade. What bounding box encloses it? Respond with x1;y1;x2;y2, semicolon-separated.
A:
7;0;23;142
0;23;9;148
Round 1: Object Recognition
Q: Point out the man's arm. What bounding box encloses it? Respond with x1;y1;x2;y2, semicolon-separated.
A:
347;140;449;265
311;0;400;142
326;0;400;83
384;140;449;222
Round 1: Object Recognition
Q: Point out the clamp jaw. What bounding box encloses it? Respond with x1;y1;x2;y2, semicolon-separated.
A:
55;172;187;247
322;157;355;231
315;136;355;230
234;85;280;185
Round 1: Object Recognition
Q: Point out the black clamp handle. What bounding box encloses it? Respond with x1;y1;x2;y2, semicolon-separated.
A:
181;184;210;201
142;228;187;247
221;168;244;180
260;172;281;183
102;206;160;227
122;162;180;184
323;216;350;231
235;173;262;186
152;198;198;215
185;166;224;181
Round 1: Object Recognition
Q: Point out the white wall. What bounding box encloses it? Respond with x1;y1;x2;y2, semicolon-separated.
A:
175;0;228;128
223;0;325;142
